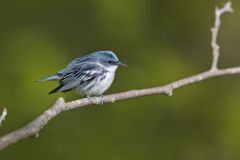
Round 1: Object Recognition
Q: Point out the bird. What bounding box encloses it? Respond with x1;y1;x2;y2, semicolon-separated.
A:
37;51;126;97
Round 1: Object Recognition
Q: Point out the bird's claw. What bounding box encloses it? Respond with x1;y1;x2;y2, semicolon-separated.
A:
87;96;95;104
87;95;104;105
99;95;104;105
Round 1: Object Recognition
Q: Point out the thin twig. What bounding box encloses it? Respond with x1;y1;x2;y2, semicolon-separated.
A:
211;2;233;70
0;108;7;127
0;1;236;151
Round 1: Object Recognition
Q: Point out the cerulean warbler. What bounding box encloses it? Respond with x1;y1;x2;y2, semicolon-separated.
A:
38;51;126;96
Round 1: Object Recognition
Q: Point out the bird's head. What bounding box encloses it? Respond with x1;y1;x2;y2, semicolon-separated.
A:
94;51;126;71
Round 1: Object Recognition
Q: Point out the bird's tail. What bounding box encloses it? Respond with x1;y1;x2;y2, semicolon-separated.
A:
49;85;73;94
36;74;61;82
48;85;63;94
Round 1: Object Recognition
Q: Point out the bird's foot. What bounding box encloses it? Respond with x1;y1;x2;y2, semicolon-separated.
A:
87;96;95;104
86;95;104;105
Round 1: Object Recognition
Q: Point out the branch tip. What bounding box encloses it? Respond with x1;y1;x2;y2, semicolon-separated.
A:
224;2;233;13
56;97;65;104
0;108;7;127
54;97;65;109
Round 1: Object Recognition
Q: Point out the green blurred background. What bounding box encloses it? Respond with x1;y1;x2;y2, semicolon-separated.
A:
1;0;240;159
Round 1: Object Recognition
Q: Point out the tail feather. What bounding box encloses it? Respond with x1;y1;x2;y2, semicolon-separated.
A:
36;74;61;82
49;85;63;94
37;73;74;94
49;85;73;94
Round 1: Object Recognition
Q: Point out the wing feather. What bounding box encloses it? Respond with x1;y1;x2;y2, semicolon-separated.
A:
50;62;107;94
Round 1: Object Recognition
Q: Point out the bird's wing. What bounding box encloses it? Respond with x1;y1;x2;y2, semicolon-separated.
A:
50;63;106;93
57;54;95;76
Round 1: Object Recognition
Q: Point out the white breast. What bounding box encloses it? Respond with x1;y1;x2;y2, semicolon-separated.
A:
84;66;117;96
96;65;118;95
76;64;118;96
86;71;115;96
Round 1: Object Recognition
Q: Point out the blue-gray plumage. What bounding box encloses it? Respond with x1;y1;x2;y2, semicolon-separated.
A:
38;51;126;96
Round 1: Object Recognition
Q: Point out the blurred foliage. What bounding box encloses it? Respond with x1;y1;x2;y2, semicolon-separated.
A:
1;0;240;159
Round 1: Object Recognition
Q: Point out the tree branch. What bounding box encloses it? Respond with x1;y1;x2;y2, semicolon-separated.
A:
0;1;236;150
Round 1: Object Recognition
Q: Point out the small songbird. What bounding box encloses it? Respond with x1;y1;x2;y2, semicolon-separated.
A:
38;51;126;97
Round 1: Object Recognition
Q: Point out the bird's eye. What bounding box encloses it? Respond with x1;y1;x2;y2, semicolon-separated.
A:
108;60;113;64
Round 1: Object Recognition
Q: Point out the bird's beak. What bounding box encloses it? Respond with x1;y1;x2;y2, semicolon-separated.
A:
116;61;127;67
